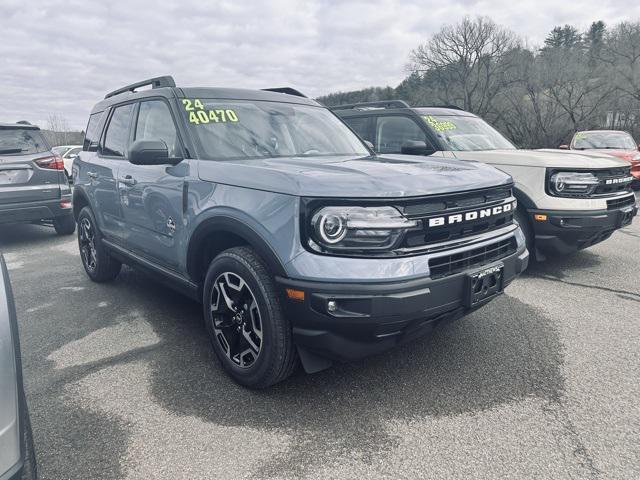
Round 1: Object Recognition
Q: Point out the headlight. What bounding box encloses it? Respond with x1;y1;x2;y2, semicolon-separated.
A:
309;206;418;253
549;171;600;197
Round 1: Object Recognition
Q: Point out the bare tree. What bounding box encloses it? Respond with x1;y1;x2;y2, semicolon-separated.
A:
409;17;520;116
46;113;71;146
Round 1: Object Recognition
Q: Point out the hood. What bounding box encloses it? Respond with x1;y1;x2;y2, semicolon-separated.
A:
570;148;639;162
450;149;630;169
197;154;511;198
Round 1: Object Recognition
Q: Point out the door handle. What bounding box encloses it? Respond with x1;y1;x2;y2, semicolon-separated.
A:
87;171;98;179
119;175;137;186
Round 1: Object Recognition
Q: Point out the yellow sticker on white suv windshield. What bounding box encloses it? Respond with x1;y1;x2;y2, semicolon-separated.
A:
422;115;456;132
182;99;239;125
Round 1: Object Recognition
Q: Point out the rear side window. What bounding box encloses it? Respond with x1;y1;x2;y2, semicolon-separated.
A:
102;104;134;157
0;128;49;155
343;117;373;144
83;112;104;150
135;100;181;157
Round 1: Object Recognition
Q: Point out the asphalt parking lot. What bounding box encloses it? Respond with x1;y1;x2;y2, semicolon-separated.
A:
1;208;639;480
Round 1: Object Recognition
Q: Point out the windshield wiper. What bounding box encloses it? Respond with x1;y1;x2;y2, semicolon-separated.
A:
0;148;24;154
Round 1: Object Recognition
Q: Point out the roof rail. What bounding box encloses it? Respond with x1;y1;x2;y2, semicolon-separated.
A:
105;75;176;99
419;104;464;111
331;100;410;111
262;87;308;98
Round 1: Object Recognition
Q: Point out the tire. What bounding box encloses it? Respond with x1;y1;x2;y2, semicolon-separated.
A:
53;214;76;235
514;207;535;263
202;246;297;388
20;403;37;480
77;207;122;282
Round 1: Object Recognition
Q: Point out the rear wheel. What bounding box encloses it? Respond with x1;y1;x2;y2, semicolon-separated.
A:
77;207;121;282
53;214;76;235
203;246;297;388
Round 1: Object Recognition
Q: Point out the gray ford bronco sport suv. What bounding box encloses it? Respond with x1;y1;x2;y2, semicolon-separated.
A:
334;101;638;261
0;123;75;235
74;76;528;388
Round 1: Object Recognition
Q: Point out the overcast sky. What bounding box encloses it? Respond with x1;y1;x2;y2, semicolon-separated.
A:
1;0;639;130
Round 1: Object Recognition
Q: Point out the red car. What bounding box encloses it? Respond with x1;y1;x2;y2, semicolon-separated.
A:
561;130;640;188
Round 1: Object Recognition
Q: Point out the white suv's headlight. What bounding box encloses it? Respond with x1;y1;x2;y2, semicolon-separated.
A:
549;171;600;197
310;206;418;252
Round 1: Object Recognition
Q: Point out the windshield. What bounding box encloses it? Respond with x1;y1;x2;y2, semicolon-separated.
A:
0;128;49;155
573;131;636;150
417;112;515;151
181;99;369;160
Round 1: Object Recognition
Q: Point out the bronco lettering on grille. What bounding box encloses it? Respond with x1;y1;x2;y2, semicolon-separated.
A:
427;201;516;228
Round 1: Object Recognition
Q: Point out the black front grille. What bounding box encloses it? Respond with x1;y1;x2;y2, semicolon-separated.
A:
607;195;636;210
593;167;634;195
397;186;515;249
429;238;517;279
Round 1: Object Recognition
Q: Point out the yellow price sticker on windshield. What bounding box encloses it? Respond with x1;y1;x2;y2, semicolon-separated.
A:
423;115;456;132
182;99;239;125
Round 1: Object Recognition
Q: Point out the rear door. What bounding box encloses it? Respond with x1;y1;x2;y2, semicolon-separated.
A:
88;104;134;242
0;127;62;206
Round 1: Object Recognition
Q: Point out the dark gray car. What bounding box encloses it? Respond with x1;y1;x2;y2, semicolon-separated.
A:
0;255;37;480
73;76;529;388
0;123;75;235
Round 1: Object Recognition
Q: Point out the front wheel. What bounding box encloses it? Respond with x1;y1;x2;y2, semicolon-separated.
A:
203;246;297;388
514;207;534;263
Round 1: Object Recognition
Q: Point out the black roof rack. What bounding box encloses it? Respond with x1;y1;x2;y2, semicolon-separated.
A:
418;104;464;111
331;100;410;111
105;75;176;99
262;87;308;98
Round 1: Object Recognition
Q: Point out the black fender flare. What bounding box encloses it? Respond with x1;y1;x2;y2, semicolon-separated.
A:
187;215;288;282
72;186;91;220
513;187;537;210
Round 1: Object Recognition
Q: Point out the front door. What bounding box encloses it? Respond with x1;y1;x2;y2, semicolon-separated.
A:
117;99;186;270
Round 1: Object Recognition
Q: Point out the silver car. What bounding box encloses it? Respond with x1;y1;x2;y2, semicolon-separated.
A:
0;255;36;480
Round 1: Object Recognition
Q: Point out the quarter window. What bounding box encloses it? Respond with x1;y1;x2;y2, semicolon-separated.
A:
376;116;429;154
103;104;133;157
83;112;104;151
135;101;181;157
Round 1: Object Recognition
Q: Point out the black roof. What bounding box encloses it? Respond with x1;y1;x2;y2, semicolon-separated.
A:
92;75;319;114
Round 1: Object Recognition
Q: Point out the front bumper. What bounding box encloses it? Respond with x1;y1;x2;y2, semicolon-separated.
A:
0;194;72;225
277;244;528;369
528;200;638;256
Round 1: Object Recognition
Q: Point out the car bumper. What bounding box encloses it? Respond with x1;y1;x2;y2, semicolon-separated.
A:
277;244;528;369
0;461;23;480
0;194;73;225
528;200;638;256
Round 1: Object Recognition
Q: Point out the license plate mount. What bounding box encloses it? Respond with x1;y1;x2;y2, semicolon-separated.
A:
465;263;504;308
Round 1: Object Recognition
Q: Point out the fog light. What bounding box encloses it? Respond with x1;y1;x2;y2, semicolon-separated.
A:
534;214;547;221
327;300;337;312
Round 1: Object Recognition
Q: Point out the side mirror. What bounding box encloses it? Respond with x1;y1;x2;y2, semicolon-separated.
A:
401;140;433;155
129;140;181;166
67;154;78;160
88;141;99;152
364;140;374;150
559;144;569;150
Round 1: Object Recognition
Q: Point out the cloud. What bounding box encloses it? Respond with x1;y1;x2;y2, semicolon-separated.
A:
1;0;639;129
